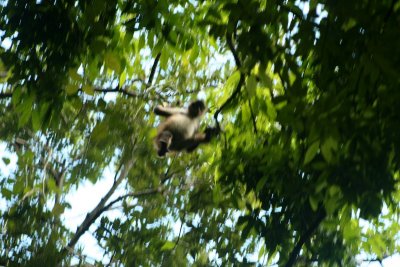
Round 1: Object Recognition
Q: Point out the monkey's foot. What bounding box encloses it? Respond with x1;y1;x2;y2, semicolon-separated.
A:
158;141;169;157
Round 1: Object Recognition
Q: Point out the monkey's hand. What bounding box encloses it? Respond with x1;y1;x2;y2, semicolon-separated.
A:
204;127;220;141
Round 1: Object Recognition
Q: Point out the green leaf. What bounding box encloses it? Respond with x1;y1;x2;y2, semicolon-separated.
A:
256;176;268;192
18;94;34;127
161;241;175;251
343;221;359;240
160;50;169;70
2;157;10;165
321;142;332;162
369;235;387;257
47;178;59;193
90;39;107;54
342;18;357;31
1;187;12;200
12;87;22;106
309;195;319;211
83;84;95;96
304;141;319;165
92;122;109;142
321;137;338;163
153;41;164;56
138;35;145;52
52;203;65;216
258;245;265;261
189;45;199;63
315;178;327;193
65;83;79;95
328;185;340;196
324;197;339;215
224;70;240;93
212;184;221;204
105;52;121;73
68;69;83;82
119;70;127;86
288;71;296;86
31;108;41;131
246;75;257;97
13;179;24;194
266;98;277;120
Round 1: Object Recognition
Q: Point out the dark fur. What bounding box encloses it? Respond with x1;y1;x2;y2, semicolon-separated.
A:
154;100;216;157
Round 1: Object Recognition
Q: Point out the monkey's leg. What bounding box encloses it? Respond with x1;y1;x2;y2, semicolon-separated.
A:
186;128;220;152
186;133;207;152
157;131;173;156
186;143;200;152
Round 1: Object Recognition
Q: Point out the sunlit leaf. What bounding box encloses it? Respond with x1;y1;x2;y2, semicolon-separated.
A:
161;241;175;251
343;221;359;240
246;75;257;97
31;108;41;131
119;70;127;86
65;83;80;95
68;69;83;82
105;52;121;73
83;84;95;96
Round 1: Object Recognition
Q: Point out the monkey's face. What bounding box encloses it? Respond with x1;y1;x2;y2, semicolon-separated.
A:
188;100;206;118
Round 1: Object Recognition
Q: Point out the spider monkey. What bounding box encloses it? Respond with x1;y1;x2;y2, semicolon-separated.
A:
154;100;218;157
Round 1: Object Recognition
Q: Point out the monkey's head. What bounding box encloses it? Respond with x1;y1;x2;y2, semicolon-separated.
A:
188;100;206;118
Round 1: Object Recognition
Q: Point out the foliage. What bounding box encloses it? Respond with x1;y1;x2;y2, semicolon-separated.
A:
1;0;400;266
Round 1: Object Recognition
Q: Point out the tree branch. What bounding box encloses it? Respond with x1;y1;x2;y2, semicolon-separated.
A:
284;210;326;267
248;99;258;134
278;3;320;28
0;92;12;99
173;212;186;250
93;86;138;98
64;158;135;253
226;31;241;68
101;156;176;212
92;51;160;99
213;32;245;129
100;187;162;214
148;52;161;86
213;74;245;129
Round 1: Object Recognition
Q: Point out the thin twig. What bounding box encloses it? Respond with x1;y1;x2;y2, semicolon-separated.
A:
0;92;12;99
248;99;258;134
226;32;241;68
173;212;186;250
100;187;162;214
93;86;138;98
161;155;177;184
213;74;245;129
64;158;135;253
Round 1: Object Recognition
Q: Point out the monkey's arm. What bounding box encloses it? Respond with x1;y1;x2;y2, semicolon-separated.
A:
186;127;220;152
154;105;187;117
